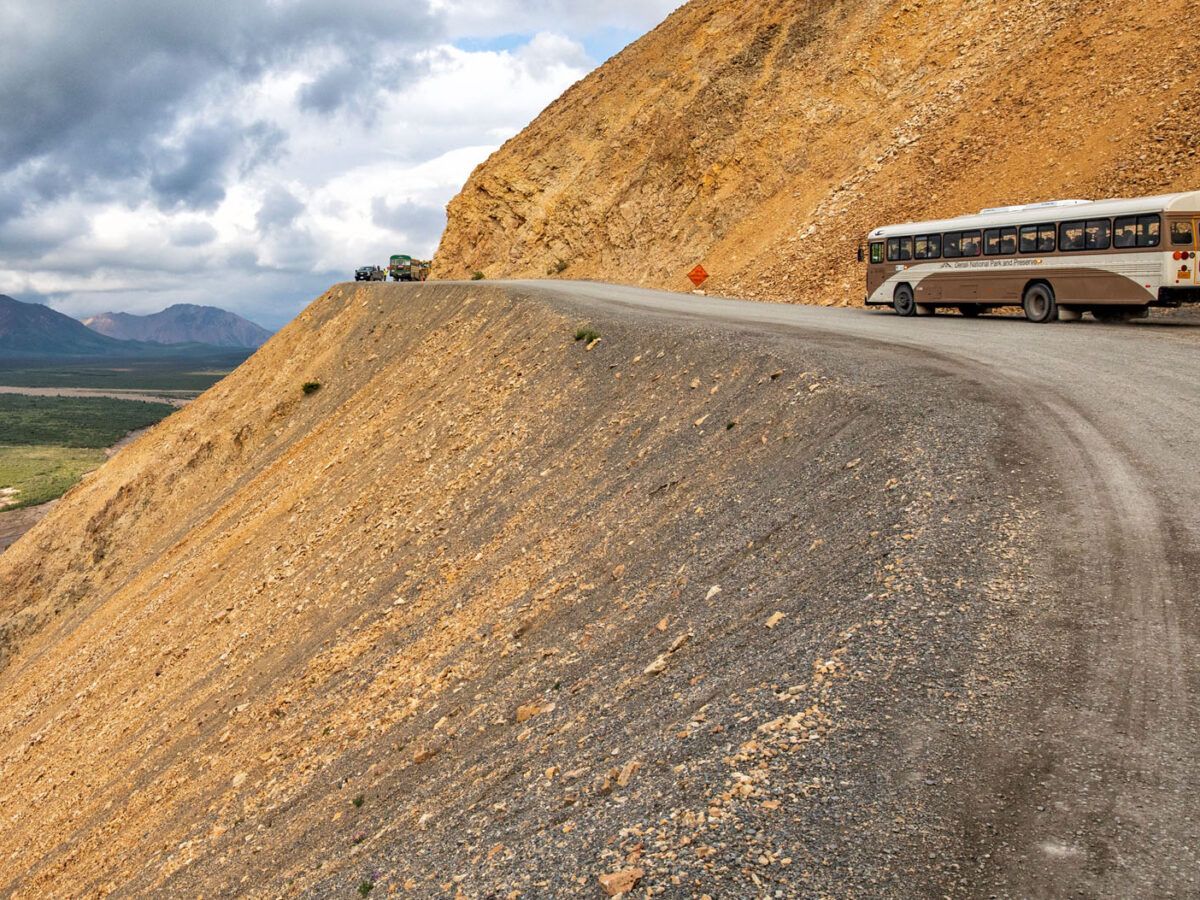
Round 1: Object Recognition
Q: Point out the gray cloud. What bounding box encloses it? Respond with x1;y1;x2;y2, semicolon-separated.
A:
0;1;679;329
170;220;218;247
371;197;447;244
257;187;306;233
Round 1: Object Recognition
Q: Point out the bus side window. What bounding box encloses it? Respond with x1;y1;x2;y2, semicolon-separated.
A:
887;238;900;261
1114;216;1137;249
1085;219;1111;251
1171;222;1195;246
960;231;981;257
1019;225;1038;253
870;242;885;264
1038;225;1056;253
928;234;942;258
944;232;962;258
999;227;1017;255
984;229;1002;256
1138;215;1161;248
898;237;914;261
914;236;928;259
1060;221;1086;251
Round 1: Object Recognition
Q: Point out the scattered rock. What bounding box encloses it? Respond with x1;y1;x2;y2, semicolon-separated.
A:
598;868;644;897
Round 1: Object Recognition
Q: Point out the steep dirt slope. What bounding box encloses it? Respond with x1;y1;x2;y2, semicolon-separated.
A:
434;0;1200;302
0;283;1048;896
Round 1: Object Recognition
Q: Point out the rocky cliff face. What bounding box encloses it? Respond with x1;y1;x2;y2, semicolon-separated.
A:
84;304;272;348
434;0;1200;303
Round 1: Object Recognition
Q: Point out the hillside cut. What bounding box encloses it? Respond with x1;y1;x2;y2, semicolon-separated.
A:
0;282;1049;896
434;0;1200;303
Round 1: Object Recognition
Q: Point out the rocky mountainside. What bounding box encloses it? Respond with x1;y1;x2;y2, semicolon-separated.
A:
0;295;128;356
84;304;272;348
434;0;1200;303
0;282;1048;896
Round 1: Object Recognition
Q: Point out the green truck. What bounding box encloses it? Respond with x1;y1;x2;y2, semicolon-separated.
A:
388;255;432;282
388;255;414;282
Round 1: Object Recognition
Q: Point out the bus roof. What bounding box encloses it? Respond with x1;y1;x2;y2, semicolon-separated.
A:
868;191;1200;240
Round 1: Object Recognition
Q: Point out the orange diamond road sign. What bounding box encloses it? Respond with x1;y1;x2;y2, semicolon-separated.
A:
688;265;709;288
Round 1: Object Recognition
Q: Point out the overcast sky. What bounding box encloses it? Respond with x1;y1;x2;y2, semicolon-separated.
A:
0;1;682;330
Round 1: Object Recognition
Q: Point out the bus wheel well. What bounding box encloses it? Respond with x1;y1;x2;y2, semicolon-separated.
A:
1023;278;1055;300
893;282;914;300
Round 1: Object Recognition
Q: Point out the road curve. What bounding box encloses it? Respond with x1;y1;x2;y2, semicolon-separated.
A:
517;280;1200;898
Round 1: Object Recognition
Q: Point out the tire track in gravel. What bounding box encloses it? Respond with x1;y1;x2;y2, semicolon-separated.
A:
520;280;1200;898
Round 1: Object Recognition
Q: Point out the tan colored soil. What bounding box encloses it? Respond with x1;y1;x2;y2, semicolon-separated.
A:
434;0;1200;304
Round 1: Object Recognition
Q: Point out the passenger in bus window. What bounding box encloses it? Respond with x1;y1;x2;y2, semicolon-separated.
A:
1060;222;1085;251
1085;219;1111;251
960;231;981;257
1000;228;1017;254
1038;225;1055;253
1171;222;1194;246
1139;216;1161;247
1114;217;1138;248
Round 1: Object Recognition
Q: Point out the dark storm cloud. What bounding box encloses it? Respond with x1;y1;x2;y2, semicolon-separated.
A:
371;197;447;242
0;0;443;208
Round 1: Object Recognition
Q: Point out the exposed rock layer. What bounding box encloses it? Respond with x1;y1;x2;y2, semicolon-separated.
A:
434;0;1200;303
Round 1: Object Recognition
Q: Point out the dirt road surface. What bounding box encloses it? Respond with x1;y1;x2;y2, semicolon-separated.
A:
0;281;1195;898
519;281;1200;898
0;386;190;407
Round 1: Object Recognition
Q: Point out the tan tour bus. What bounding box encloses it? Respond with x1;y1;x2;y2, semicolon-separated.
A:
862;191;1200;322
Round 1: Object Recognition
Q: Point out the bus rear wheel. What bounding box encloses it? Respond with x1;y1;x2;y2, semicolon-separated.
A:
1022;283;1058;324
894;285;916;317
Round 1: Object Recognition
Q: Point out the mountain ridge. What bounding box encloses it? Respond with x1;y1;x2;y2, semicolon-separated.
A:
0;294;130;356
83;303;272;348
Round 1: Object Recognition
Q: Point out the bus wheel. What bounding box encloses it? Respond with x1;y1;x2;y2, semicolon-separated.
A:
959;304;983;318
893;285;916;317
1022;283;1058;324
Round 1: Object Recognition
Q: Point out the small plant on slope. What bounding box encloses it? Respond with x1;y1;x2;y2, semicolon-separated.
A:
302;381;321;395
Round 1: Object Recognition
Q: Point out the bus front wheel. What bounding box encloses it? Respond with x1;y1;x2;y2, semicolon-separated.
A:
1022;283;1058;324
894;285;916;317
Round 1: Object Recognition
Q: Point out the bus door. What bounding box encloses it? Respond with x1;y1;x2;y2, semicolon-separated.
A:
1193;220;1200;283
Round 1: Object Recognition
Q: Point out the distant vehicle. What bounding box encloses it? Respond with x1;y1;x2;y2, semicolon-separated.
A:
355;266;385;282
411;260;431;282
862;191;1200;323
388;255;414;282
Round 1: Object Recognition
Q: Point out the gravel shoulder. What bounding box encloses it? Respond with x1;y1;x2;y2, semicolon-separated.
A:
0;282;1195;898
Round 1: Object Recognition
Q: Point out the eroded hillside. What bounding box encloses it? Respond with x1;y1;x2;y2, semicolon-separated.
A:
434;0;1200;303
0;283;1042;896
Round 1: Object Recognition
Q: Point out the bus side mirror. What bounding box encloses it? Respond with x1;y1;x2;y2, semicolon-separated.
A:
857;245;865;263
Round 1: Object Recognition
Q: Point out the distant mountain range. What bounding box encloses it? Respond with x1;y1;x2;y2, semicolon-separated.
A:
83;304;272;349
0;295;270;358
0;294;130;356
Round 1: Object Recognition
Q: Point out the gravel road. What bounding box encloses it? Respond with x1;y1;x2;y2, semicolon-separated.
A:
518;281;1200;898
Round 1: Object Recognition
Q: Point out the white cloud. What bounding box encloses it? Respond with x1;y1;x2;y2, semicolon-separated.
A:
0;1;685;330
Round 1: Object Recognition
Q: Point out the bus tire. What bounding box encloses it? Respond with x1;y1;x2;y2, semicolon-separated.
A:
894;285;916;317
959;304;983;318
1022;283;1058;324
